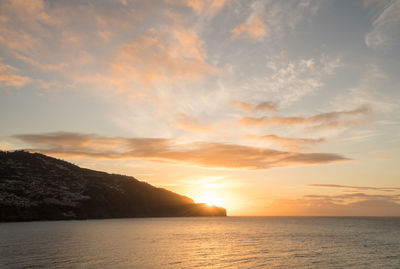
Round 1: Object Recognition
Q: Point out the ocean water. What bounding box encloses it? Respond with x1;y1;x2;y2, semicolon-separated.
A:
1;217;399;268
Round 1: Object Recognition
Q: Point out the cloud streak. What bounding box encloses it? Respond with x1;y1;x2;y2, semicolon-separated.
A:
246;134;325;150
308;184;400;192
239;106;372;129
230;101;277;112
13;132;349;170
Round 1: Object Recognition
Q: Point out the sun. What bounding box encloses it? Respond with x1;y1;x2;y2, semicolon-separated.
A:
195;191;224;207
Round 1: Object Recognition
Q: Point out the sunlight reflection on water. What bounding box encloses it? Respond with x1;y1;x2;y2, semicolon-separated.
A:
1;217;400;268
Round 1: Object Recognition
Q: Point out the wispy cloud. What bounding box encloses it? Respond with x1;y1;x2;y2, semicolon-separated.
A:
0;60;30;87
175;113;211;132
242;57;341;108
246;134;325;150
230;101;277;112
1;0;60;25
111;25;219;89
231;1;266;41
365;0;400;48
0;0;170;91
308;184;400;192
0;0;64;61
239;106;372;129
13;132;349;170
333;65;396;114
231;17;267;41
232;0;320;42
170;0;230;18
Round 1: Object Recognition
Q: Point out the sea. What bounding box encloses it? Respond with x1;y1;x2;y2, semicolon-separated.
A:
1;217;399;268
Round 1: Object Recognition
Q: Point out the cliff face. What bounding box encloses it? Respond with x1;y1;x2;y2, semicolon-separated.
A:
0;151;226;222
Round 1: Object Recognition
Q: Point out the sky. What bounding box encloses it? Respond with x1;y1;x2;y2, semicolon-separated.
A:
1;0;400;216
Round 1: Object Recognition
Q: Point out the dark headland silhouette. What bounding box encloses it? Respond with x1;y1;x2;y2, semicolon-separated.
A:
0;151;226;222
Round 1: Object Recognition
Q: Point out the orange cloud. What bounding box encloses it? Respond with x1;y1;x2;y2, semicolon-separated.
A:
111;26;219;88
14;132;349;170
171;0;230;17
2;0;60;25
239;106;372;129
230;100;277;112
245;134;325;150
0;0;62;54
0;19;38;54
175;113;211;132
0;0;160;82
231;17;267;40
0;60;30;87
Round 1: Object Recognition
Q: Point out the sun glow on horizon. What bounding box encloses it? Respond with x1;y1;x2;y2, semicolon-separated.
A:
195;191;225;207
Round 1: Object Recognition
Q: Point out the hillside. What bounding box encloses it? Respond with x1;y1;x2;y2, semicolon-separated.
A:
0;151;226;222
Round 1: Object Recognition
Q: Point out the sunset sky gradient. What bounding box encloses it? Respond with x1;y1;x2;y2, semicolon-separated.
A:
1;0;400;215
